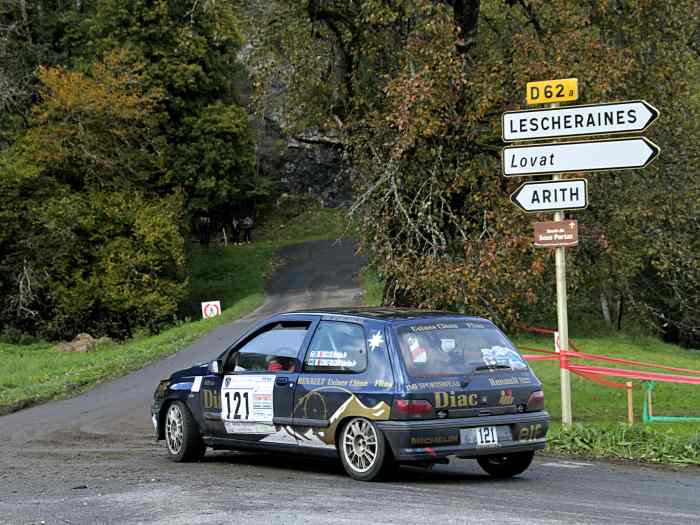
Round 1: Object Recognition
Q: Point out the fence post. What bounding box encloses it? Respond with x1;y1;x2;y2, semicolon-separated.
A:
626;382;634;425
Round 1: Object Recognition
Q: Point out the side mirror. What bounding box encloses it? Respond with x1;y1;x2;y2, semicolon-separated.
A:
208;359;223;375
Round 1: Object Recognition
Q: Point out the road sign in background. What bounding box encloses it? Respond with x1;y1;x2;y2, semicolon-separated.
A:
510;179;587;213
502;100;659;141
502;137;660;177
534;220;579;248
526;78;578;105
201;300;222;319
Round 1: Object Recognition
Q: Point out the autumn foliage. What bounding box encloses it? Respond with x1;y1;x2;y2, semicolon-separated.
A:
242;0;699;343
0;1;257;340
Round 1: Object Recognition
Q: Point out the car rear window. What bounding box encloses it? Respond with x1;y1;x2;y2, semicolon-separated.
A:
395;320;528;378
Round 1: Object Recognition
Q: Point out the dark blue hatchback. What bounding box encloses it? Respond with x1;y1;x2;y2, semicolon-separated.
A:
151;308;549;481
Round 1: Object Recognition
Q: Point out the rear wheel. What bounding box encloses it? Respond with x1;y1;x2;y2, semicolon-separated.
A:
338;417;393;481
477;450;534;478
164;401;206;462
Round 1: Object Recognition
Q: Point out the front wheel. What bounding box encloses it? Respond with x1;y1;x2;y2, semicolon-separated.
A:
477;450;534;478
164;401;206;462
338;417;392;481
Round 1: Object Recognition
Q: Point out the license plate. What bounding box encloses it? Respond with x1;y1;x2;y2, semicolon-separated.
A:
475;426;499;447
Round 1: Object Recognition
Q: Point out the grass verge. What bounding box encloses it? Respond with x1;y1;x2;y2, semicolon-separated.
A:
0;200;349;415
547;423;700;465
359;266;384;306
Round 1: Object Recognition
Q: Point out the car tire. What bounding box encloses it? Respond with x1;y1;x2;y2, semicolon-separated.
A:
164;401;206;462
477;450;535;478
338;417;392;481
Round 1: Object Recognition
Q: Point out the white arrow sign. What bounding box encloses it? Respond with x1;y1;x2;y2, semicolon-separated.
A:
502;137;660;177
502;100;659;141
511;179;588;213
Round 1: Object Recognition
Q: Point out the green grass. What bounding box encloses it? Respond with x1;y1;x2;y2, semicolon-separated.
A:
0;201;349;415
517;330;700;425
360;266;384;306
0;295;261;415
255;199;352;244
548;422;700;465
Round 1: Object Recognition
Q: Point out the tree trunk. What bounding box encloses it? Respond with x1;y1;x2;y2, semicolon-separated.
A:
616;294;624;331
600;291;612;325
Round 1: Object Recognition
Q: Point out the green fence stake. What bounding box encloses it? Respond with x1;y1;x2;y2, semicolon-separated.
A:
643;380;700;423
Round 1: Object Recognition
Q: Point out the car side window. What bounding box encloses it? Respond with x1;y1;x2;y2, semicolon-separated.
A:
304;321;367;373
229;322;309;373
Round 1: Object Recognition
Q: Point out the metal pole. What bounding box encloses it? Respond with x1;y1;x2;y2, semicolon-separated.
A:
550;102;573;427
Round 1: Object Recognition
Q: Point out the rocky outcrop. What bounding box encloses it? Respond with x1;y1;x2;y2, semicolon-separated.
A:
237;41;351;208
56;334;111;353
254;115;352;208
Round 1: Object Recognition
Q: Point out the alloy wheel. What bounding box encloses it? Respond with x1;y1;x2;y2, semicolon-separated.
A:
165;404;184;455
343;418;378;473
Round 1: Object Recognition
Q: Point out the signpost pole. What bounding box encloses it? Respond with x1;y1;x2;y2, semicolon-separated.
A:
554;172;572;427
548;101;572;427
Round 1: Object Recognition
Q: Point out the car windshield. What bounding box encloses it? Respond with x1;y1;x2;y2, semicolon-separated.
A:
395;320;528;378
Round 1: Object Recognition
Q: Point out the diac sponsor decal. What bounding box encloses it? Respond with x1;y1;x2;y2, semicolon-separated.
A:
202;389;221;410
434;391;479;409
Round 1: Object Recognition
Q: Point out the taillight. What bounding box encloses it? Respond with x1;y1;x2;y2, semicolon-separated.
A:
393;399;433;415
526;390;545;412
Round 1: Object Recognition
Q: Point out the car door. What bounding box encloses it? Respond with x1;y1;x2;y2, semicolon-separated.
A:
203;317;317;447
292;319;395;450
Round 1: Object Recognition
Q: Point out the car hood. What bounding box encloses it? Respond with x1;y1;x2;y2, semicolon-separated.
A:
169;362;208;381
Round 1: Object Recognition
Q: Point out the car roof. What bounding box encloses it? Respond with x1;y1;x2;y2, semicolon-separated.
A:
279;307;489;324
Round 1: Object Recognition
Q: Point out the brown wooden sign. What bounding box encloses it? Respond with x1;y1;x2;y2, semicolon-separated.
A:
533;220;578;248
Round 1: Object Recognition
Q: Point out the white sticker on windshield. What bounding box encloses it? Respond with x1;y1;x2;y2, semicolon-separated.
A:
441;339;456;352
480;346;527;370
407;336;427;363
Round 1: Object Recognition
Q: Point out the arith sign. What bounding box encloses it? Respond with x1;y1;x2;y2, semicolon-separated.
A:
510;179;587;213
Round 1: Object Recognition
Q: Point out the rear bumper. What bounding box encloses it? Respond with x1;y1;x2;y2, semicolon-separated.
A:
376;411;549;462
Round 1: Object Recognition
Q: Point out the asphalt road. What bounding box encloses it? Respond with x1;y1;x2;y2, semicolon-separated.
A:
1;239;698;525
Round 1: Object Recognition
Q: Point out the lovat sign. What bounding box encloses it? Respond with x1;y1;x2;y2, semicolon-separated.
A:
502;137;660;177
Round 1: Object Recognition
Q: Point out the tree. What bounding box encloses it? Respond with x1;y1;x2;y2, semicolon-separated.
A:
0;1;265;339
241;0;699;339
87;0;264;215
0;50;186;339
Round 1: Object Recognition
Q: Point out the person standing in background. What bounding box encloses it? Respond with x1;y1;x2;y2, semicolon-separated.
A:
242;215;254;243
231;217;241;245
198;216;210;246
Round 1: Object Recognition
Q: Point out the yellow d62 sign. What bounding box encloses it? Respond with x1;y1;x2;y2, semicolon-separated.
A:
526;78;578;105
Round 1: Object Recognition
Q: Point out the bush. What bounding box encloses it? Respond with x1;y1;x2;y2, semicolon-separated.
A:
548;423;700;465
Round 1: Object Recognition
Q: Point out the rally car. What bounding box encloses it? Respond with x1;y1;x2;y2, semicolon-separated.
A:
151;308;549;481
